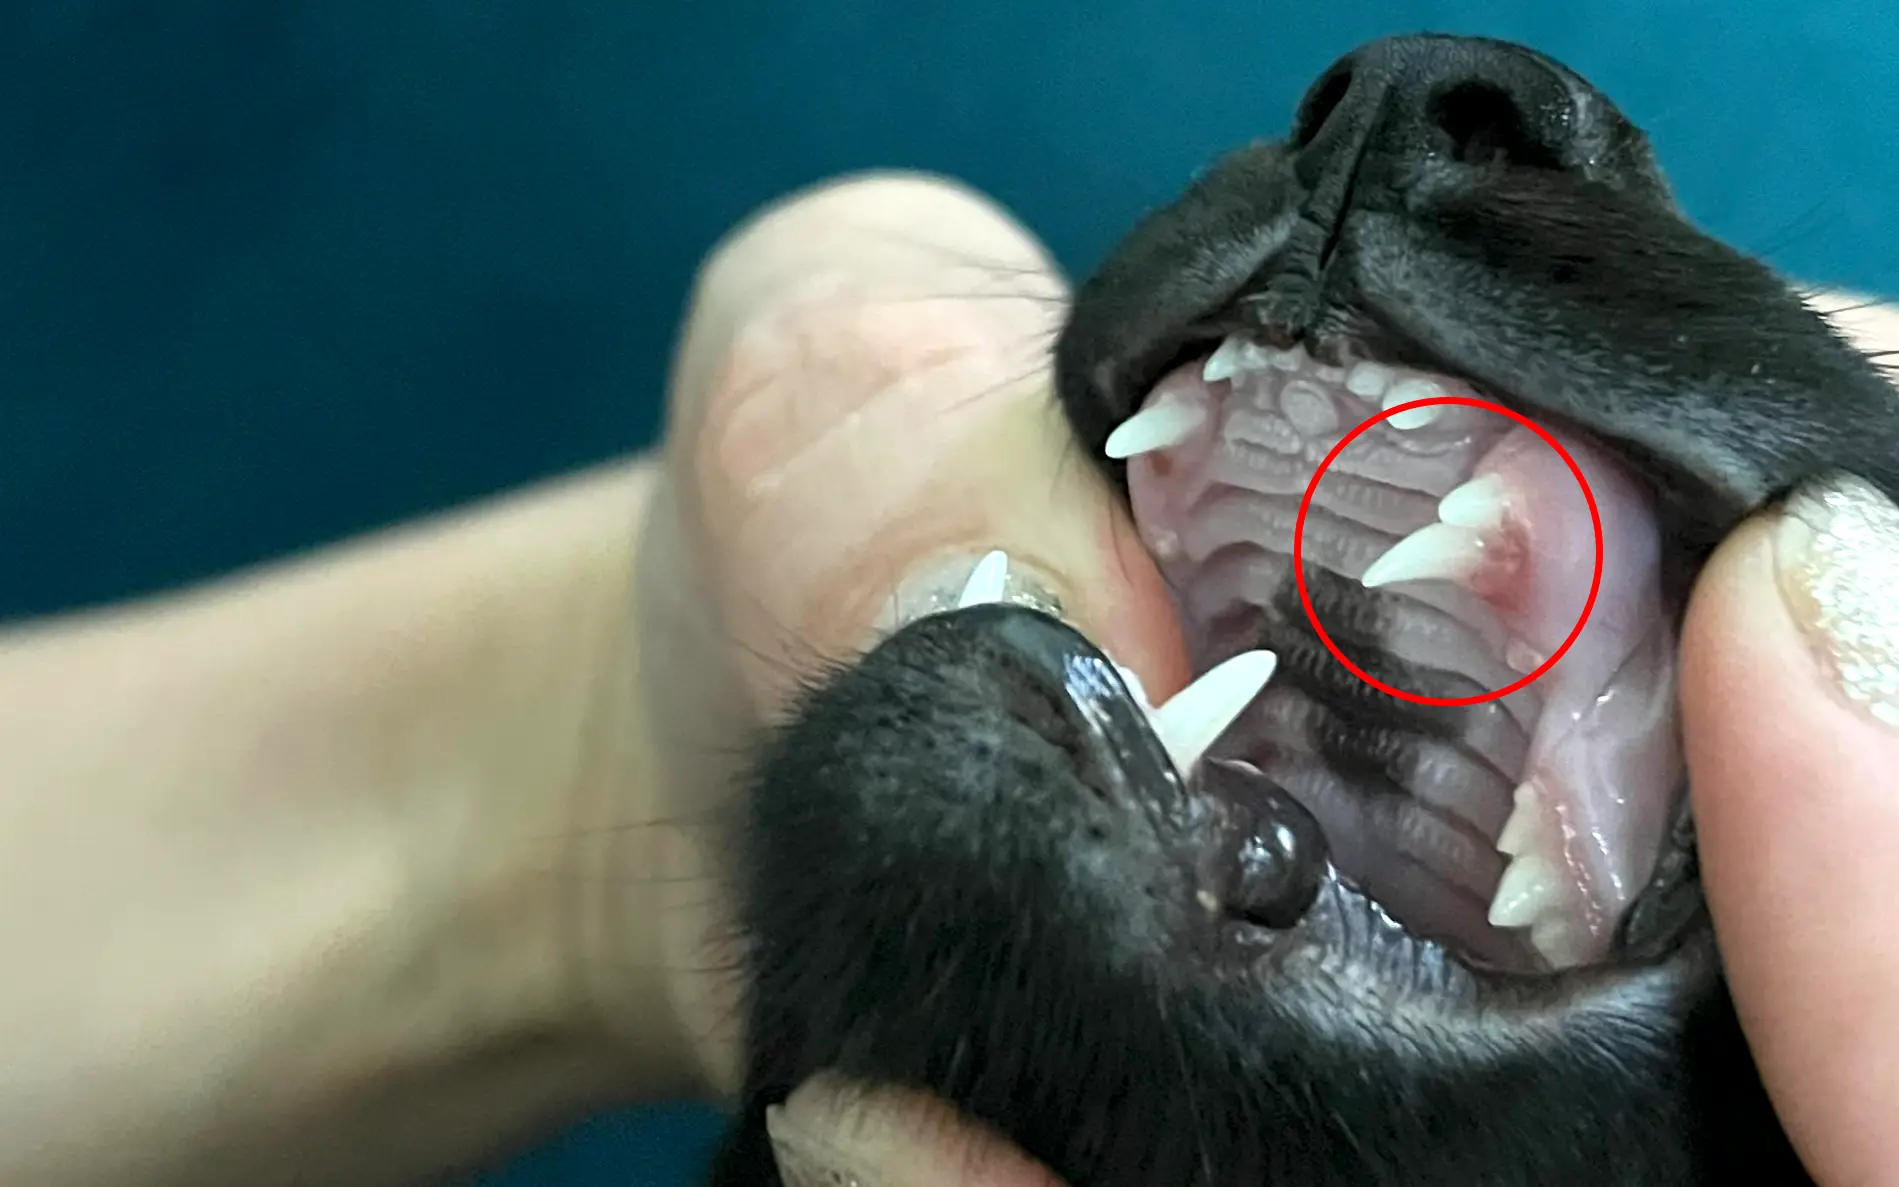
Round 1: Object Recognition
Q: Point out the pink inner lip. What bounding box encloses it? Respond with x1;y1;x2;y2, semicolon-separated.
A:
1122;340;1682;971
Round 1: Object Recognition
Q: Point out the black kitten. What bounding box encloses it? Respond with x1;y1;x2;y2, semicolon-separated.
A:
711;35;1899;1186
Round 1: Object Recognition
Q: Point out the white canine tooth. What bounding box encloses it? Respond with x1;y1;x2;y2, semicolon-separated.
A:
1437;472;1510;532
1202;336;1248;382
1151;650;1278;774
1345;361;1392;398
1530;915;1591;969
1495;784;1539;857
1114;663;1153;709
1487;851;1562;928
1104;400;1207;459
1360;522;1486;589
955;550;1010;609
1267;345;1303;371
1382;378;1445;429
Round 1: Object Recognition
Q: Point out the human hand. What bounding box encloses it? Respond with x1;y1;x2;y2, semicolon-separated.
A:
1680;297;1899;1186
620;173;1184;1179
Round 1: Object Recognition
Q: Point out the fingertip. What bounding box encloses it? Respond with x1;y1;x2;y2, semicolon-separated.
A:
769;1073;1068;1187
667;171;1066;461
683;171;1065;350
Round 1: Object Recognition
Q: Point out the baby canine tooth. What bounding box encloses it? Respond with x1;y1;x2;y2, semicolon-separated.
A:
1438;472;1511;532
955;550;1010;609
1104;400;1207;459
1151;650;1278;775
1382;378;1445;430
1487;851;1562;929
1360;522;1486;589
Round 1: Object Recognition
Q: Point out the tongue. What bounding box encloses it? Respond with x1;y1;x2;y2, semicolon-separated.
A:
1116;339;1682;969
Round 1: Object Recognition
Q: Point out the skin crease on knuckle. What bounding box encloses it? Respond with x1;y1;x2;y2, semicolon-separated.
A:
697;35;1899;1187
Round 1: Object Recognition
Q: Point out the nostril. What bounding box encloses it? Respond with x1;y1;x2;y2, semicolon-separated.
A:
1427;81;1565;170
1292;65;1354;149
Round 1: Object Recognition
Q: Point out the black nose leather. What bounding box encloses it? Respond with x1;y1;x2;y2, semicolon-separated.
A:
1287;35;1668;224
1050;35;1676;469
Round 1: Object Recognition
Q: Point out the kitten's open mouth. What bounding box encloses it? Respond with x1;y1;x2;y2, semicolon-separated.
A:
1107;333;1688;978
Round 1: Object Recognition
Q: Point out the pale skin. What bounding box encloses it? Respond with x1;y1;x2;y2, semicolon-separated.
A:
0;173;1894;1187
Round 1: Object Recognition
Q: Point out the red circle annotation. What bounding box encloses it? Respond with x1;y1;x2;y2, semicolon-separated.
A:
1291;396;1604;707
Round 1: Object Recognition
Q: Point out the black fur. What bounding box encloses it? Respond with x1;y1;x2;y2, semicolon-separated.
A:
709;35;1898;1185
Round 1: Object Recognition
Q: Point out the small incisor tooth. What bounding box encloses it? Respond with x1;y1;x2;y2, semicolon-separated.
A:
1104;400;1207;459
1266;344;1305;371
1360;522;1487;589
1382;377;1445;429
1345;361;1392;398
1487;851;1561;928
1150;649;1277;774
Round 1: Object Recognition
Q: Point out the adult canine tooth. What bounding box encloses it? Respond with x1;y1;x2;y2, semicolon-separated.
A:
1104;400;1207;459
1202;336;1249;382
1487;851;1562;928
1438;472;1510;532
1360;523;1485;589
1382;378;1445;429
1345;361;1392;398
956;550;1010;609
1151;650;1278;774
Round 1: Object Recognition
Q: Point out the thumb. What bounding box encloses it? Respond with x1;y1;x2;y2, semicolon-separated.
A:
1681;473;1899;1186
765;1074;1068;1187
665;173;1189;719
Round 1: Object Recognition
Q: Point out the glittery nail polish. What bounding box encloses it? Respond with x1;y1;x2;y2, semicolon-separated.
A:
1775;473;1899;727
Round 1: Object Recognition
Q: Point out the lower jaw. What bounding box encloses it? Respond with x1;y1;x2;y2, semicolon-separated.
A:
1114;338;1686;976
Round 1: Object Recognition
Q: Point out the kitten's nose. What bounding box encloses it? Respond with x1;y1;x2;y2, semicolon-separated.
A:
1289;34;1665;198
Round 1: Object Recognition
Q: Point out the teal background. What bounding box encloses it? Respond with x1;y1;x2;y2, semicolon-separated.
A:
2;1;1893;1183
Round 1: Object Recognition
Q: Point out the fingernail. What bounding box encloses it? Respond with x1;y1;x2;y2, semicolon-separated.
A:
1776;473;1899;727
765;1101;885;1187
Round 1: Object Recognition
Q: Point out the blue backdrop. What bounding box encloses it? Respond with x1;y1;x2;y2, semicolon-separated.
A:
3;1;1893;1183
